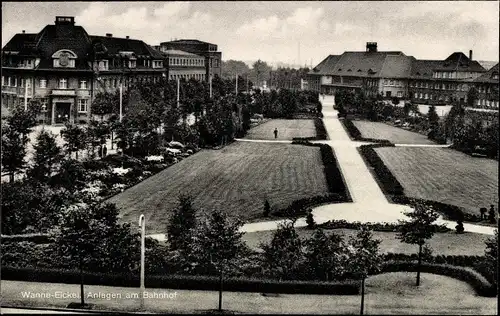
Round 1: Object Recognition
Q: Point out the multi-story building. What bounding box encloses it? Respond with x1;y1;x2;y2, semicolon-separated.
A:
160;49;206;81
308;43;413;99
158;39;222;78
309;43;494;110
2;16;222;125
408;51;486;106
473;63;499;109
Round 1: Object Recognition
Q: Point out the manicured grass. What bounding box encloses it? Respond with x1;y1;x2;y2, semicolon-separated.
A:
242;228;490;256
352;120;436;144
374;147;498;217
2;274;496;314
244;119;316;140
109;142;329;233
362;272;496;315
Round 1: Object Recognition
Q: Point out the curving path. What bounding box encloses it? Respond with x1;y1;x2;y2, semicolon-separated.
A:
147;96;495;241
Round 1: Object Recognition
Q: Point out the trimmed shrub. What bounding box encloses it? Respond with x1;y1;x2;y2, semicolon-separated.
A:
272;194;347;218
314;118;328;140
359;145;405;196
390;196;481;223
0;266;360;295
379;260;497;297
318;220;451;233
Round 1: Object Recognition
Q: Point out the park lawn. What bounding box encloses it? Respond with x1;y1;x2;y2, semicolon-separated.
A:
1;274;496;314
374;147;498;217
242;228;490;256
108;142;329;234
244;119;316;140
352;120;436;144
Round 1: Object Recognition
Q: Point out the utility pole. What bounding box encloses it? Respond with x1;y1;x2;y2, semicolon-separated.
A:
235;74;238;95
209;75;213;99
119;82;123;122
176;77;180;107
139;215;146;310
24;78;28;111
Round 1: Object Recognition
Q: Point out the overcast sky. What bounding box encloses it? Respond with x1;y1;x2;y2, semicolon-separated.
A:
2;1;499;67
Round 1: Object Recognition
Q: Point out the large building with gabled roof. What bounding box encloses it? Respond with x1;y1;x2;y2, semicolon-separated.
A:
1;16;222;125
308;42;494;109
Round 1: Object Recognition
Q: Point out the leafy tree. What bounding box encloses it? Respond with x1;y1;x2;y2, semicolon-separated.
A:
221;60;251;80
467;86;479;108
49;158;87;193
397;202;439;286
427;105;440;128
167;195;197;252
53;201;141;305
27;130;62;183
6;104;38;139
91;91;115;121
304;229;345;280
306;209;316;229
250;59;272;88
261;220;304;280
346;226;382;315
60;123;87;160
1;125;27;182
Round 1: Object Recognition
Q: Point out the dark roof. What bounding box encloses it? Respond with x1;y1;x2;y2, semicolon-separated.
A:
90;36;164;59
410;59;443;78
33;25;93;69
474;63;499;83
2;33;39;55
310;51;410;78
161;39;215;46
435;52;486;72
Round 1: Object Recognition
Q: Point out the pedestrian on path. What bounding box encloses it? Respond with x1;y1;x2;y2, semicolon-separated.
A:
274;128;278;139
97;145;103;158
102;144;108;157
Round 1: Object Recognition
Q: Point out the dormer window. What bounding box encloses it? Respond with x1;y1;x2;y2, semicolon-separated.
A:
492;72;499;80
338;68;342;71
153;60;163;68
52;49;77;68
347;69;352;72
357;69;362;72
128;59;137;68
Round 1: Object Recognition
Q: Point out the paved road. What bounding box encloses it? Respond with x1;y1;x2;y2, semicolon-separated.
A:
1;307;83;314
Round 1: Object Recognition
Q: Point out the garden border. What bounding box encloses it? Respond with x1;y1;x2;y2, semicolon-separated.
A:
340;118;393;144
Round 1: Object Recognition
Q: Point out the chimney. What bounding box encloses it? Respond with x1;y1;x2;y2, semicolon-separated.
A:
55;16;75;25
469;49;473;60
22;30;25;34
126;36;129;39
106;33;113;37
366;42;378;53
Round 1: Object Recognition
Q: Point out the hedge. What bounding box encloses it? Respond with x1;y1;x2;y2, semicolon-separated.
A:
358;145;405;196
379;260;497;297
0;266;360;295
390;196;481;223
272;194;348;217
290;143;350;199
318;220;451;233
1;233;53;244
341;119;393;144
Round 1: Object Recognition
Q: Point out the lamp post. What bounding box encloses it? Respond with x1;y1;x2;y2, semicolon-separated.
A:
24;78;28;111
138;214;146;309
209;75;213;99
119;82;123;123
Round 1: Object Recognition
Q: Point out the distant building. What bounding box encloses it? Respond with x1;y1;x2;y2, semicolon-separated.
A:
160;49;206;81
309;42;494;110
158;39;222;79
473;63;499;109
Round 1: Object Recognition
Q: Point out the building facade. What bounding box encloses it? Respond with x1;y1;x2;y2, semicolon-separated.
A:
1;16;221;125
158;39;222;79
308;42;497;110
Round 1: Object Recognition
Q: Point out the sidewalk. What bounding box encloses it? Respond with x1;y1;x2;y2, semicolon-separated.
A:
1;278;496;315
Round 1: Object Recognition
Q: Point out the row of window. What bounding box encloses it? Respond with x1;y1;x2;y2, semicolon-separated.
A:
92;59;164;71
169;57;204;67
476;99;499;108
432;71;480;79
1;96;88;113
411;81;469;91
383;79;404;87
413;92;453;101
1;76;89;89
170;73;205;81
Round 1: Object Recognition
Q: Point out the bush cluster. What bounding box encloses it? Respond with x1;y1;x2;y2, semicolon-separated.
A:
390;196;481;222
272;194;347;218
314;118;328;140
379;260;497;297
318;220;451;233
1;266;360;295
358;145;405;196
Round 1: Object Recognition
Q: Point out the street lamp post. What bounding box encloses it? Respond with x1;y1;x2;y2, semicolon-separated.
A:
119;83;123;123
138;214;146;309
